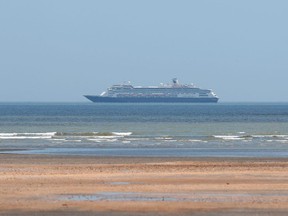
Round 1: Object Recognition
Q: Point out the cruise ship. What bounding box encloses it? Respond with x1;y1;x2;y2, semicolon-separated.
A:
84;78;219;103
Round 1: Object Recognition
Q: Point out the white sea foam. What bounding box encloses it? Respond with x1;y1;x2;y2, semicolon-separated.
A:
163;140;177;142
112;132;132;136
252;135;271;138
155;137;173;140
0;133;18;136
96;136;122;139
20;132;56;136
0;132;56;136
0;131;133;140
126;138;150;141
214;135;244;140
252;135;288;139
213;134;288;141
264;139;288;143
274;135;288;139
188;139;208;142
267;140;288;143
0;136;52;139
0;132;56;139
88;138;118;142
51;139;66;141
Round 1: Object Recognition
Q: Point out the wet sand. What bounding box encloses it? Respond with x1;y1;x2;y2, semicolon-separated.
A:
0;154;288;216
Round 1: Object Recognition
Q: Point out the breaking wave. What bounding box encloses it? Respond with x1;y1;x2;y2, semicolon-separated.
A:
54;132;132;137
0;131;132;140
0;132;56;139
1;131;288;149
213;134;288;141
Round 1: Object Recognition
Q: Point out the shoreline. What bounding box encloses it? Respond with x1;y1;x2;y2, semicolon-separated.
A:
2;146;288;158
1;154;288;215
2;153;288;163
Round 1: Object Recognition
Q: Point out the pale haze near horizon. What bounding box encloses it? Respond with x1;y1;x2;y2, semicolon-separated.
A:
0;0;287;102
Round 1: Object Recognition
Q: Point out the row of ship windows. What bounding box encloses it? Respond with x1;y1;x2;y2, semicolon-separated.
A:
108;90;210;94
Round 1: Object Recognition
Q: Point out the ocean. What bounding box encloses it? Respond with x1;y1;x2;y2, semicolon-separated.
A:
1;102;288;157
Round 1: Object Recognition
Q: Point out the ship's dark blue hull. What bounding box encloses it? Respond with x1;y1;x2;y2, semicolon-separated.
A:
84;95;219;103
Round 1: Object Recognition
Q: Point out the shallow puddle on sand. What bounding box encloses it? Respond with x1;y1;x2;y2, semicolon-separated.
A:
109;182;130;185
58;192;288;202
61;192;176;201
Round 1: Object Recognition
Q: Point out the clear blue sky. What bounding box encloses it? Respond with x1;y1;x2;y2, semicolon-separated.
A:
0;0;287;102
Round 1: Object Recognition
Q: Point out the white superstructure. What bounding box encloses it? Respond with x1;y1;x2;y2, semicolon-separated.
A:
101;78;218;99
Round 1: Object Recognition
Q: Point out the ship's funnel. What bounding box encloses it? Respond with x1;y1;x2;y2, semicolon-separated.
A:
172;78;179;84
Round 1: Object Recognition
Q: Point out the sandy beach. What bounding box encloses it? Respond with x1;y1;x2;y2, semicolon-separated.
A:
0;154;288;216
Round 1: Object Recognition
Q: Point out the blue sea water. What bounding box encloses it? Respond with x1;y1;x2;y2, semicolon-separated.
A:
1;102;288;157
